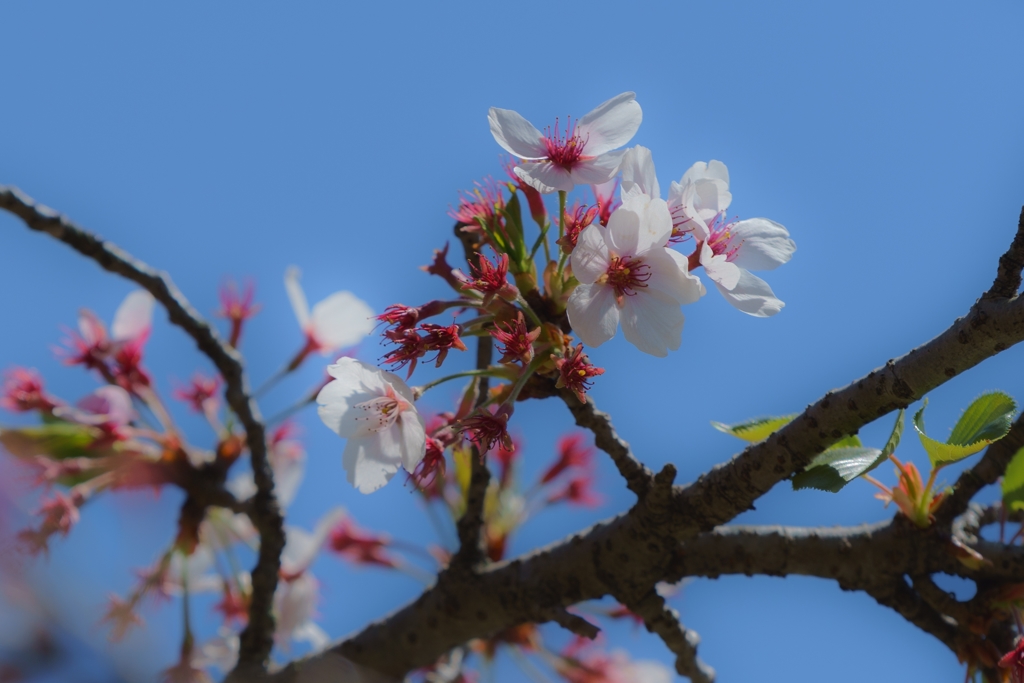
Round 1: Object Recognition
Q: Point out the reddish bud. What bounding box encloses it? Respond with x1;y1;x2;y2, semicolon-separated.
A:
422;243;464;291
555;344;605;404
410;438;447;495
329;517;398;568
460;405;514;454
217;280;261;348
1;368;58;413
448;178;504;233
540;433;595;484
490;313;541;366
556;203;599;255
173;372;221;413
1001;638;1024;683
461;252;518;302
548;472;602;507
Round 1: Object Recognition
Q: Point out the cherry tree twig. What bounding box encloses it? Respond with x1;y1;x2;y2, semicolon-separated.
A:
0;186;284;673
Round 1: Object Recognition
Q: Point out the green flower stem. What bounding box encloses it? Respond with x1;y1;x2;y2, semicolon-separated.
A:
507;355;546;405
415;368;508;397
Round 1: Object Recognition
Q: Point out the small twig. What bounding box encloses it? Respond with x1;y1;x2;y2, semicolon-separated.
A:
558;389;654;498
623;590;714;683
0;186;285;671
451;223;494;570
546;608;600;640
983;205;1024;300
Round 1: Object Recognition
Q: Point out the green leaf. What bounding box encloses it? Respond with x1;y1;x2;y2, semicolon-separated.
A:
914;393;1017;468
792;447;885;492
0;422;102;460
881;408;906;460
1002;446;1024;511
793;409;903;493
711;415;796;443
828;434;863;449
949;391;1017;446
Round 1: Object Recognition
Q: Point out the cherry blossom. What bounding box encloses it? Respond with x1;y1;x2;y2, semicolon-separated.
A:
566;198;704;357
284;266;375;360
667;160;732;242
489;92;642;193
695;214;794;317
317;358;427;493
62;290;155;377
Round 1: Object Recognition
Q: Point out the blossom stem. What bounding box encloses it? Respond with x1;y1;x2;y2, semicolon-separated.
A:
507;355;546;405
530;220;552;264
861;474;891;494
513;295;545;329
414;368;507;398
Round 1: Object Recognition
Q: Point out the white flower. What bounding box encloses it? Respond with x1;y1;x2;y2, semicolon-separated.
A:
667;160;732;241
567;198;704;357
111;290;155;343
671;161;796;317
317;358;426;493
489;92;642;194
285;267;374;355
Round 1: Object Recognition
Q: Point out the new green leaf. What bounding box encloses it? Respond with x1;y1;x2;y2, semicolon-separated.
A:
914;393;1017;468
792;447;884;492
1002;446;1024;511
711;415;796;443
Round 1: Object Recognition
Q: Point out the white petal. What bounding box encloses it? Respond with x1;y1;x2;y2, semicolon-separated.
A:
274;573;318;644
226;472;257;501
317;359;389;437
619;145;659;199
606;205;641;256
715;269;785;317
621;660;674;683
342;435;403;494
577;92;642;156
701;243;742;290
310;291;375;352
567;149;626;186
271;448;305;509
570;225;610;284
396;411;427;473
682;159;730;186
281;508;346;575
515;162;573;194
566;283;620;348
487;107;547;159
636;197;672;252
645;248;704;305
728;218;796;271
620;288;684;357
111;290;154;342
293;621;330;651
284;266;311;330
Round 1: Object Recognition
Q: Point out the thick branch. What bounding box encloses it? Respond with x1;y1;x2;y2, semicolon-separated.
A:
0;186;284;671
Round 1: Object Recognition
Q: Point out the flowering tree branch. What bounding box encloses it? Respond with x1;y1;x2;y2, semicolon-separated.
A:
254;217;1024;680
0;186;285;672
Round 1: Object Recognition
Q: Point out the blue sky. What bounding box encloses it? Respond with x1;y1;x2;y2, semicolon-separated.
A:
2;1;1024;681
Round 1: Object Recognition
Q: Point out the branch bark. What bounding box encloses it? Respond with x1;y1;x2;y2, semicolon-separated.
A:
0;186;284;672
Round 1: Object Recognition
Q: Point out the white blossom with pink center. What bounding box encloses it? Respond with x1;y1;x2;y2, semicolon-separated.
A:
671;160;795;317
489;92;642;194
317;358;426;493
284;267;375;355
566;197;704;357
697;213;795;317
667;160;732;242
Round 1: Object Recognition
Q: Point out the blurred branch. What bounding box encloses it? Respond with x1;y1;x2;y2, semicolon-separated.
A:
451;222;494;570
621;589;714;683
0;186;284;673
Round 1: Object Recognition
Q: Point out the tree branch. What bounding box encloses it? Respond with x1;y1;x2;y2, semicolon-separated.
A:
558;389;655;498
622;589;714;683
983;205;1024;300
0;186;284;672
450;223;495;570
